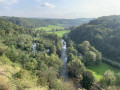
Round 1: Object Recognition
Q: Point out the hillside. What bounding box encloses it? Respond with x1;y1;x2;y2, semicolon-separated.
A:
1;16;93;29
0;17;75;90
69;15;120;63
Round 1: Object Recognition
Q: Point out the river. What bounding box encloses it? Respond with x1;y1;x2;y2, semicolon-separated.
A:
32;43;36;52
60;39;70;81
60;39;82;89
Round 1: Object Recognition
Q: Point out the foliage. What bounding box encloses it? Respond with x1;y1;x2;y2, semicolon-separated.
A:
78;41;90;54
69;15;120;63
1;16;92;29
78;41;102;66
0;76;15;90
116;73;120;85
88;62;120;81
100;70;116;87
84;51;96;66
0;17;66;90
48;30;70;37
67;47;78;56
68;59;85;77
81;71;95;90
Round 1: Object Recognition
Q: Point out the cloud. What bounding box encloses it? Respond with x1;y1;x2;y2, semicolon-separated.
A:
0;0;18;5
4;6;11;10
38;3;55;8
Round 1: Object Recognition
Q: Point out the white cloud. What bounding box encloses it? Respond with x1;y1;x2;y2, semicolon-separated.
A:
0;0;18;5
38;2;55;8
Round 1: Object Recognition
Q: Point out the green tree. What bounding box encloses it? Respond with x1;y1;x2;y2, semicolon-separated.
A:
68;59;85;77
67;47;78;56
68;53;76;63
84;51;96;66
116;73;120;85
78;41;90;54
0;43;8;56
101;70;116;87
81;71;95;90
90;46;102;64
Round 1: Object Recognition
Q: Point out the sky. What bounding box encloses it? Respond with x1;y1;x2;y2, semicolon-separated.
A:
0;0;120;19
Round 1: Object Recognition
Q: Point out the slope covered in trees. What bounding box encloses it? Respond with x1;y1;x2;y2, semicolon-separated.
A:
0;17;77;90
1;16;93;29
69;15;120;63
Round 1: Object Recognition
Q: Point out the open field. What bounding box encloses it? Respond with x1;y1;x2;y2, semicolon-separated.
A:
35;25;64;31
87;62;120;81
48;30;70;37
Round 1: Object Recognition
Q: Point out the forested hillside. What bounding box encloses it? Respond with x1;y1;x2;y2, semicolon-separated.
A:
1;16;93;29
1;15;120;90
69;15;120;63
0;17;76;90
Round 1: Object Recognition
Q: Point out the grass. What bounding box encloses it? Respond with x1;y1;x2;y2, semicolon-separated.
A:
48;30;70;37
87;62;120;81
35;25;64;31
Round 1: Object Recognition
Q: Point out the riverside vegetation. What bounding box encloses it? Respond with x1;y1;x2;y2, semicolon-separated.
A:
0;16;120;90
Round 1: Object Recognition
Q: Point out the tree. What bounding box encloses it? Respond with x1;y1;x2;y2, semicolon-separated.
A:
68;53;76;63
90;46;102;64
67;47;78;56
78;41;90;54
81;71;95;90
68;59;85;77
84;51;96;66
51;46;56;54
116;73;120;85
56;42;62;56
0;43;8;56
101;70;116;87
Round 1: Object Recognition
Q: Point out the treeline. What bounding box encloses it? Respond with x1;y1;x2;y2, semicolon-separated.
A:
1;16;92;29
103;58;120;69
69;15;120;64
1;16;48;29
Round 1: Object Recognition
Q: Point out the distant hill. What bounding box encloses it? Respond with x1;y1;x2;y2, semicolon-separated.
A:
1;16;48;29
69;15;120;63
1;16;93;29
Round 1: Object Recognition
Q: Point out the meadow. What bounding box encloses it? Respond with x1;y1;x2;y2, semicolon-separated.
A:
48;30;70;37
35;25;64;31
87;62;120;81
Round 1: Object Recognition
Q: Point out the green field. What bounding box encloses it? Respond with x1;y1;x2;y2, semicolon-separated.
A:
48;30;70;37
87;62;120;81
35;25;64;31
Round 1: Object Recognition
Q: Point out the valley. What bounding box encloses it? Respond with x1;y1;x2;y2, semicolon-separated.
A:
0;15;120;90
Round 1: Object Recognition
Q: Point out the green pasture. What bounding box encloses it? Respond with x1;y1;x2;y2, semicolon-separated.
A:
48;30;70;37
87;62;120;81
35;25;64;31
